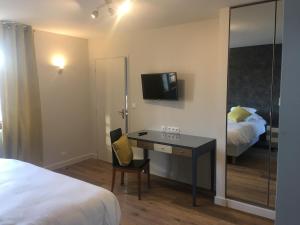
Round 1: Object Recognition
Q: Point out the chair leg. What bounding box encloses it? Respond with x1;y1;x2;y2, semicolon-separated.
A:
121;172;125;186
232;157;236;164
111;168;116;192
147;164;151;188
137;172;141;200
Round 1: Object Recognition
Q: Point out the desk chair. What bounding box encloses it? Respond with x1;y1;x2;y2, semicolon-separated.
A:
110;128;150;200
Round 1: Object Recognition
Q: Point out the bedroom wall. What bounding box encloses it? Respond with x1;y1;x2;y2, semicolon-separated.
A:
34;31;94;168
89;10;229;192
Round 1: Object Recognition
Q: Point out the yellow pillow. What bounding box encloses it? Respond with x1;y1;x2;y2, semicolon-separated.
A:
112;135;133;166
228;106;251;122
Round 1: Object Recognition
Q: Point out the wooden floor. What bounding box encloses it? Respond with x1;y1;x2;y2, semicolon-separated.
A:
56;159;274;225
227;147;277;208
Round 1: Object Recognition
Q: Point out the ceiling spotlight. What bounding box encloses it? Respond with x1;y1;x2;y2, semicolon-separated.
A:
117;0;132;16
91;10;99;19
107;7;115;16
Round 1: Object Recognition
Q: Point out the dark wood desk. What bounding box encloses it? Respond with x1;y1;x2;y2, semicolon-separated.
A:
127;130;216;206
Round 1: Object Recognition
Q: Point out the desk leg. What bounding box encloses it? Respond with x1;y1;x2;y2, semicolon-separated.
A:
210;145;216;193
143;149;149;174
143;149;149;160
192;149;197;206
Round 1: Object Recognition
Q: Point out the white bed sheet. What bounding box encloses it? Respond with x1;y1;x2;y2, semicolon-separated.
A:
0;159;121;225
227;118;266;146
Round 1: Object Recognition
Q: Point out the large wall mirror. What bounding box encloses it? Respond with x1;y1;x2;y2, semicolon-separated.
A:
226;0;283;209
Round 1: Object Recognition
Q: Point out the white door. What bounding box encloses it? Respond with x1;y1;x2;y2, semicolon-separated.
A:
95;57;127;162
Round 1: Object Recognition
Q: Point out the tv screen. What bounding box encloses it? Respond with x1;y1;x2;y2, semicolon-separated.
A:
141;72;178;100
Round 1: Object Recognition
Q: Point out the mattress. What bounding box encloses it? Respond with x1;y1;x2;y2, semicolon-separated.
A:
0;159;121;225
227;118;266;146
227;136;259;157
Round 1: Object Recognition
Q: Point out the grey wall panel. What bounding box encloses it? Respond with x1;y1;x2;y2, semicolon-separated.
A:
276;0;300;224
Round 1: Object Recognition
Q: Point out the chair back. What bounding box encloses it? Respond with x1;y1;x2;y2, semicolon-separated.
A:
110;128;122;167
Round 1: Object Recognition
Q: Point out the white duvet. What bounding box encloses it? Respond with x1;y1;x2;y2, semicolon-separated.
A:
227;117;266;146
0;159;121;225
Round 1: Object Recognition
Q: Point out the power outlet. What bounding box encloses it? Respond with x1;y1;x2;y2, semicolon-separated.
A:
174;127;180;134
166;126;172;133
166;126;180;134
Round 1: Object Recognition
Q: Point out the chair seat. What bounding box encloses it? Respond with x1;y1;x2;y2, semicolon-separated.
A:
114;159;149;170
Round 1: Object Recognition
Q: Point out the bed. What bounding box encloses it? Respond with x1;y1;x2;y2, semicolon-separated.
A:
227;113;266;159
0;159;121;225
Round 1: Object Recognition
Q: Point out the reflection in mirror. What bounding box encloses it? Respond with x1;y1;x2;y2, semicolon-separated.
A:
268;0;283;209
226;1;282;209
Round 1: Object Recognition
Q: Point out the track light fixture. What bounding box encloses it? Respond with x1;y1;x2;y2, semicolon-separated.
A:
107;7;116;16
90;0;132;19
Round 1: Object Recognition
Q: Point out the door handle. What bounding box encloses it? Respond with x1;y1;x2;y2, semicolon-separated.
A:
118;109;127;119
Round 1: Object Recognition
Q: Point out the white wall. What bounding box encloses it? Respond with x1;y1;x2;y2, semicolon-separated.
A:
89;13;228;191
34;31;94;168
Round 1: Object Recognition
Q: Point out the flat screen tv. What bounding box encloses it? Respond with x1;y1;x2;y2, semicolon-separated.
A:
141;72;178;100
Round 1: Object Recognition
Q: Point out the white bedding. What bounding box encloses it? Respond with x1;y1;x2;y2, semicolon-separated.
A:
227;117;266;146
0;159;121;225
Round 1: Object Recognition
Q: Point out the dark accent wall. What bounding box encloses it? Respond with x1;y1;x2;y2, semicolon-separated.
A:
228;44;282;126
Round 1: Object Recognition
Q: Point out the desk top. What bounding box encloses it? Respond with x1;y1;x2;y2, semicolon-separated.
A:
127;130;215;149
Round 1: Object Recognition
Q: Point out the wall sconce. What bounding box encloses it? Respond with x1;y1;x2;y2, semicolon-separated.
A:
51;55;65;74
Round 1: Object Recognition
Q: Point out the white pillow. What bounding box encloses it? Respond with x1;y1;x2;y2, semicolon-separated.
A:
245;113;266;124
230;106;257;114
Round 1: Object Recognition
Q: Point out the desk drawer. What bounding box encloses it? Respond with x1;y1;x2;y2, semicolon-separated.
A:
172;147;192;158
137;140;153;150
154;143;172;154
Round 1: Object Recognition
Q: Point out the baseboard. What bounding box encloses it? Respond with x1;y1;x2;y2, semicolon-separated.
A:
44;153;97;170
214;196;227;206
214;197;275;220
227;199;275;220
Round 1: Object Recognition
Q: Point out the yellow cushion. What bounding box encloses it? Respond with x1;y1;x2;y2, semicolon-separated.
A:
228;106;251;122
112;135;133;166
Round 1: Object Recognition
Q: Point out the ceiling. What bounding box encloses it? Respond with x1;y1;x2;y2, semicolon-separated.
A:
230;1;283;48
0;0;259;38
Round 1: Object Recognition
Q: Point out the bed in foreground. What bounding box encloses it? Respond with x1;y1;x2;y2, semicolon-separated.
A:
0;159;121;225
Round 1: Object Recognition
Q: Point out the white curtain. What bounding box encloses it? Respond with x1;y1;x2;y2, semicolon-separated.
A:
0;22;43;165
